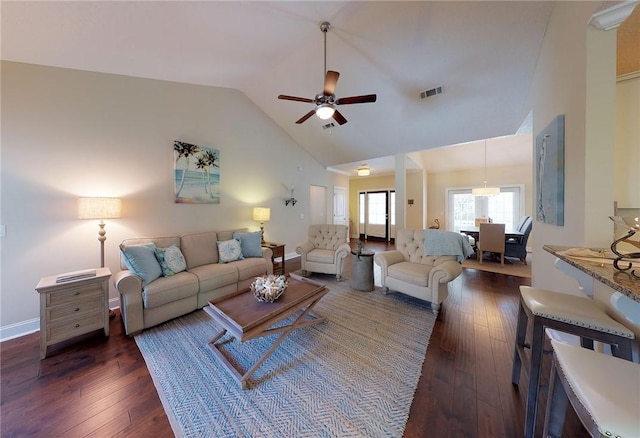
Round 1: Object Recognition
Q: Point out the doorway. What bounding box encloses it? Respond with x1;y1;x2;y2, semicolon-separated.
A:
358;190;395;241
333;186;348;226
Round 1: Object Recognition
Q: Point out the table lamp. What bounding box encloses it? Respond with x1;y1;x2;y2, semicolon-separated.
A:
79;197;122;267
252;207;271;244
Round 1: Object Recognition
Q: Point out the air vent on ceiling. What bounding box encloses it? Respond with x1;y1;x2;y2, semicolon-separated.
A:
322;122;336;130
420;86;444;99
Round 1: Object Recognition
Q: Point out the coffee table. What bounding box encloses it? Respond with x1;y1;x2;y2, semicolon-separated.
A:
203;273;328;389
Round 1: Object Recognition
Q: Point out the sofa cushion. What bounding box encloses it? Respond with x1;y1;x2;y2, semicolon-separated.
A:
306;248;336;264
189;263;239;293
388;261;433;287
120;242;162;286
234;257;269;281
154;244;187;277
142;271;199;309
120;236;180;270
180;231;218;268
217;239;244;263
233;231;263;258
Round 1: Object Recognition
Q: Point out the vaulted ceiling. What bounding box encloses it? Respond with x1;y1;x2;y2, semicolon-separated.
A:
2;1;556;174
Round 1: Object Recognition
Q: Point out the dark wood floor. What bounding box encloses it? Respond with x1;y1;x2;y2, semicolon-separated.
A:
1;240;586;437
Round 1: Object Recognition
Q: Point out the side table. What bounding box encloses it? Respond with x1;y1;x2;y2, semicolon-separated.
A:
350;250;375;291
263;242;285;276
35;267;112;359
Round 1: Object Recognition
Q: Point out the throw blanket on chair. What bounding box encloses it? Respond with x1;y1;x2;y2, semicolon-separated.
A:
424;229;474;262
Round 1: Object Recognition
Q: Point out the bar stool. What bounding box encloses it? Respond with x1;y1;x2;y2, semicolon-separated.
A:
543;339;640;438
511;286;636;438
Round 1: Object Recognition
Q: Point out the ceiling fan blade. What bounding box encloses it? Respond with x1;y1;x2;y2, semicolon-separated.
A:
323;71;340;96
278;94;314;103
332;109;347;125
295;110;316;124
336;94;377;105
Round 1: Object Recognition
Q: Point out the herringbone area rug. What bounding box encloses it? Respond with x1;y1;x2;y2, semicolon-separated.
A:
135;278;435;437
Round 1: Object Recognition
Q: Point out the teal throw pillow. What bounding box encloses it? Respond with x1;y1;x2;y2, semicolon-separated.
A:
120;242;162;285
217;239;244;263
233;231;263;258
154;244;187;277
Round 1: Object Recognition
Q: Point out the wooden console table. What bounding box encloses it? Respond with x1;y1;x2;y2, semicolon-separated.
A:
35;267;111;359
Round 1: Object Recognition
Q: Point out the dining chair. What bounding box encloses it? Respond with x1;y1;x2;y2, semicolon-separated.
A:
477;223;505;265
505;216;533;264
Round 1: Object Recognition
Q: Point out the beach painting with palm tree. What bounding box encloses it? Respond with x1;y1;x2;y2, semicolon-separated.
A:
174;140;220;204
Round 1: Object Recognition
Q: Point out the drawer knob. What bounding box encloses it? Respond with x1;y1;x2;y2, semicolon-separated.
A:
75;323;80;328
75;291;80;296
75;307;80;312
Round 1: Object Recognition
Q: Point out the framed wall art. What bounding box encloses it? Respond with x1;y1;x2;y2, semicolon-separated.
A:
174;140;220;204
535;115;565;226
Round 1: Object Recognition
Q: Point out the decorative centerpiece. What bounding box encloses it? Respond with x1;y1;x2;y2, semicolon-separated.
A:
609;216;640;279
251;274;288;302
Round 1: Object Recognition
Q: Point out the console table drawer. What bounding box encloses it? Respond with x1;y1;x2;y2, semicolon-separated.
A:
47;284;104;306
47;298;103;322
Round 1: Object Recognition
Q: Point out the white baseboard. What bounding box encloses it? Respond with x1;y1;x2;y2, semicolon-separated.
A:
0;318;39;342
0;297;121;343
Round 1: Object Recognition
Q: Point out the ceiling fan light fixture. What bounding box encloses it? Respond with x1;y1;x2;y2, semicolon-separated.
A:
316;103;335;120
357;166;370;176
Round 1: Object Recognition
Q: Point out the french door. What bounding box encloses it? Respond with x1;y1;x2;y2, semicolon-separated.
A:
358;190;395;241
446;185;524;232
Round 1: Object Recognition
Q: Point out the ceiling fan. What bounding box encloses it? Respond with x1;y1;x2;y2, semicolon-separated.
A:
278;21;377;126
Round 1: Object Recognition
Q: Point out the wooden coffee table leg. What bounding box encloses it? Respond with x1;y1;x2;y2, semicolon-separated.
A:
209;328;227;344
209;299;325;389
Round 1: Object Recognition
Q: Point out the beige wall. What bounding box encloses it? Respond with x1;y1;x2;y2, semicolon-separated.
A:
0;62;336;335
530;2;618;293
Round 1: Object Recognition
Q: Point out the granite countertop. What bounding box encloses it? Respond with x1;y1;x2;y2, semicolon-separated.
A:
544;245;640;303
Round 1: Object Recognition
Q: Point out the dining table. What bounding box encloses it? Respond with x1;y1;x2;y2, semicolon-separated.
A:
460;225;524;248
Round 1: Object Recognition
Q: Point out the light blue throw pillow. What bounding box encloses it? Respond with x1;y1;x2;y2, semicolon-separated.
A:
233;231;263;258
217;239;244;263
154;244;187;277
120;242;162;285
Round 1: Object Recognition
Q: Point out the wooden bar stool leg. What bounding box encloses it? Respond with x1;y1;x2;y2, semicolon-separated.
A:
511;300;527;385
542;357;568;438
524;317;545;438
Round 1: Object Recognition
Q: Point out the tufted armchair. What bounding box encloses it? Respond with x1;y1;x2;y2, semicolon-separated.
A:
374;229;464;317
296;224;351;280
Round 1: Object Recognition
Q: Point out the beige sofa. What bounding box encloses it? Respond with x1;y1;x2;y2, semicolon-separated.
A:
374;229;467;317
295;224;351;280
114;229;273;335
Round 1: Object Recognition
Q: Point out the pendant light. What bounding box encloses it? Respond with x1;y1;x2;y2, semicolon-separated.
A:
472;140;500;196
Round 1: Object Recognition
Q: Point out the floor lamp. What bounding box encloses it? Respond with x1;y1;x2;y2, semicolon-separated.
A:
78;197;122;268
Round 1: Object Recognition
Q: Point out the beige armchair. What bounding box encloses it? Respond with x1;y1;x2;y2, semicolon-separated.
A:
374;229;466;317
296;224;351;280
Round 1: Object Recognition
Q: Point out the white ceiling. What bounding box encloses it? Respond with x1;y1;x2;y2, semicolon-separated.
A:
1;1;554;175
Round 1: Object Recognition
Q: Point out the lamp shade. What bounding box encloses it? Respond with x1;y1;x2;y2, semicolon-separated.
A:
472;186;500;196
78;197;122;219
252;207;271;222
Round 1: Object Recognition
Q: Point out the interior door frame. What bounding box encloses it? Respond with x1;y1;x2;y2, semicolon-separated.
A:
359;190;391;241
